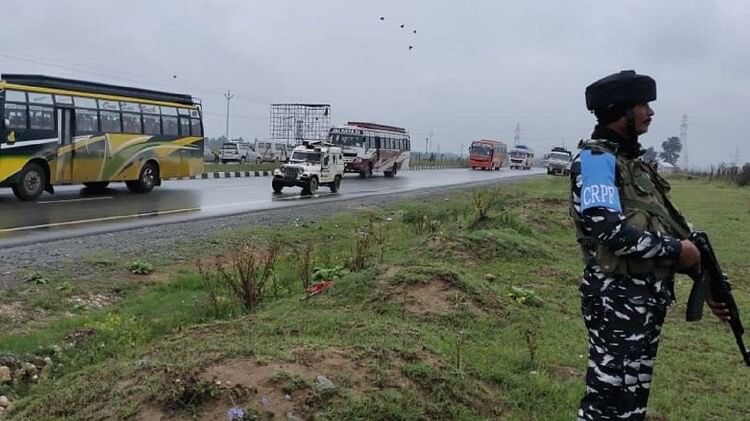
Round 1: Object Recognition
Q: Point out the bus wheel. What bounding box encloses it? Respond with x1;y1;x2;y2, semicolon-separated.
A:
384;166;395;178
83;181;110;192
13;162;47;201
240;156;247;164
126;161;158;193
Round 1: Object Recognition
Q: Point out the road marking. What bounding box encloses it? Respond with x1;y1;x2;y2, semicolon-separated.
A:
0;207;200;233
38;196;113;204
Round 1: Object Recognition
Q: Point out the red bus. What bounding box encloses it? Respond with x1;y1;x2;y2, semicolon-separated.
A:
468;139;507;170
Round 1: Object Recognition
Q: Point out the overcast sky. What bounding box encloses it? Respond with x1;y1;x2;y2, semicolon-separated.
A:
1;0;747;168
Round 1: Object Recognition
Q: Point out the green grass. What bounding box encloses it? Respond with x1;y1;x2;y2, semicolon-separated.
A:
0;177;748;419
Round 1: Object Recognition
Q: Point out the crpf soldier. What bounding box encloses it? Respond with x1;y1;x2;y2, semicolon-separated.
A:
570;70;728;420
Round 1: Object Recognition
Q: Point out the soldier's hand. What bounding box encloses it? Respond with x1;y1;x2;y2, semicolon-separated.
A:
678;240;701;272
707;299;731;323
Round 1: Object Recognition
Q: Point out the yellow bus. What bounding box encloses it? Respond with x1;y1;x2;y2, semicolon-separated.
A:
0;74;204;201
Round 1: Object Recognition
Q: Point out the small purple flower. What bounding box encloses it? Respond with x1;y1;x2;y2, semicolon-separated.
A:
227;406;245;420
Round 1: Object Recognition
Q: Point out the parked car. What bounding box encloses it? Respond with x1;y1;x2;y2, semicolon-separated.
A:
203;148;219;163
219;142;261;164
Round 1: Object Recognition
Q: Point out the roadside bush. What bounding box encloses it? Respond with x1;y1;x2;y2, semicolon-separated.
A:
212;242;281;313
350;225;373;272
471;192;491;223
128;261;154;275
294;240;317;289
402;208;430;235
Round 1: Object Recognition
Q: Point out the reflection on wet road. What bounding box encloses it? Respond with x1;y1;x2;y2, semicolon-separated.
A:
0;168;544;245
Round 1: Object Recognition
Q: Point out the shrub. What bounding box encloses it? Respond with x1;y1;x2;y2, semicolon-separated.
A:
213;242;281;313
128;261;153;275
350;225;373;272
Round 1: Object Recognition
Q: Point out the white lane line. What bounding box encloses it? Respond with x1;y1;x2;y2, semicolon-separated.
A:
0;207;200;233
38;196;114;204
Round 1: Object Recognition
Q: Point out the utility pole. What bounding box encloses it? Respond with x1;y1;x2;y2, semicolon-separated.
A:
224;89;234;141
460;143;464;159
514;123;521;146
680;114;688;170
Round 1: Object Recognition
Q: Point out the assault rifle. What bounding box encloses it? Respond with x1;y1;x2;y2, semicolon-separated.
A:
686;231;750;366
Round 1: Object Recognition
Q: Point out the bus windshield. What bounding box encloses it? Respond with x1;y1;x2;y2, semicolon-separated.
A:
290;151;321;163
510;150;528;158
471;144;493;156
330;133;364;147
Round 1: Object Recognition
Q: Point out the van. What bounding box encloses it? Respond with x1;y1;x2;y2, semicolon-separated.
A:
256;141;290;162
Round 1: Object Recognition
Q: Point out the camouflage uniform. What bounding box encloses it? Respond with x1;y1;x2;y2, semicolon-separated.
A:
570;126;690;420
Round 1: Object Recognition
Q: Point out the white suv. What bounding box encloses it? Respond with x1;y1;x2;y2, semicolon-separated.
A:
219;142;261;164
272;142;344;195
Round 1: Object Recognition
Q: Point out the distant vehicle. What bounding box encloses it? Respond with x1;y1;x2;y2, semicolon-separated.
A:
468;139;507;170
546;147;572;176
509;145;534;170
204;148;219;163
256;141;290;162
272;141;344;195
0;74;203;201
328;121;410;178
219;142;260;164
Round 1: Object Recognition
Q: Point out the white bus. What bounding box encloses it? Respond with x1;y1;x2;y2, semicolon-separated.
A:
509;144;534;170
327;121;410;178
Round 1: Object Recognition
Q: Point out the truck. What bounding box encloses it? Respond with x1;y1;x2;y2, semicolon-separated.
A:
272;141;344;195
546;147;572;176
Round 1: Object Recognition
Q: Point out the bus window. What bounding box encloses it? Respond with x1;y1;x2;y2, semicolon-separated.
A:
28;93;53;105
99;100;119;111
100;111;122;132
179;117;190;136
141;104;159;114
161;106;178;116
122;112;142;133
74;97;97;109
143;114;161;135
5;90;27;103
54;95;73;105
75;109;99;134
162;116;178;135
4;103;28;129
29;105;54;130
190;118;202;136
120;102;139;112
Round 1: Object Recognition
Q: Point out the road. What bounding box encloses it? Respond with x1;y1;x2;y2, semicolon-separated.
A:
0;168;545;247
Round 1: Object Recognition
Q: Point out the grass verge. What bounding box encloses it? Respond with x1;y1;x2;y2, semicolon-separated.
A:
0;176;747;419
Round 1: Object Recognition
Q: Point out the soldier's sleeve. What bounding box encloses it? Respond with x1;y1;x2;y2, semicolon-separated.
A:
578;150;681;259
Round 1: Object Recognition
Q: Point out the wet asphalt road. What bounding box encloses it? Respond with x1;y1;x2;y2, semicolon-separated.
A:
0;168;545;247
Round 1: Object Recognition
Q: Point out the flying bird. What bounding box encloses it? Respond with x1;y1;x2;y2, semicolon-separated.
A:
408;45;414;50
413;30;417;34
400;24;405;28
172;75;178;79
379;16;385;20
